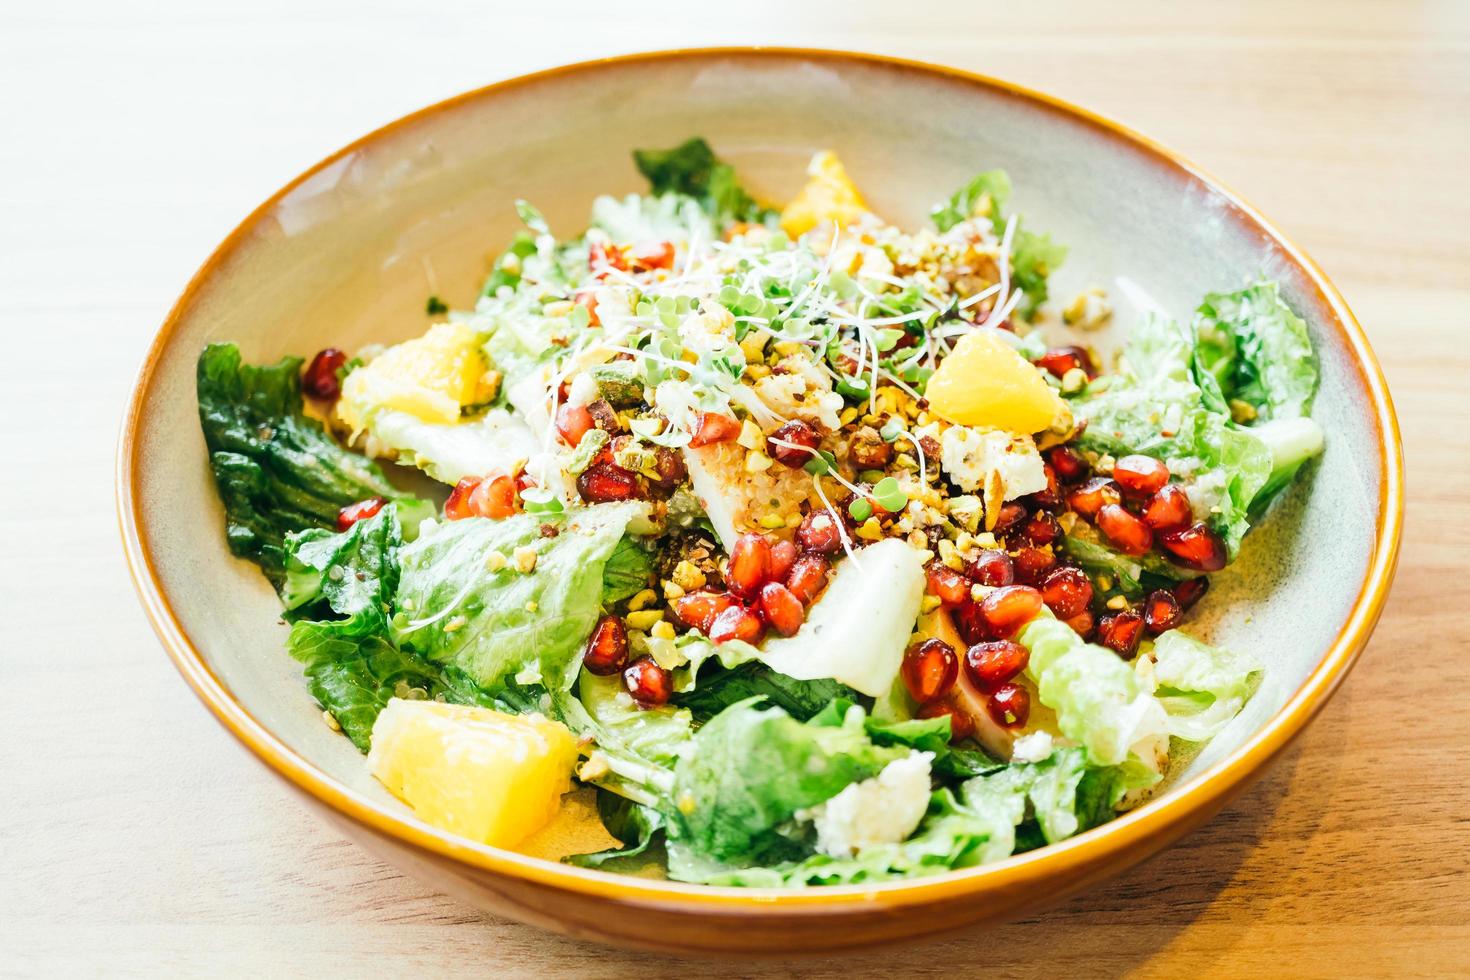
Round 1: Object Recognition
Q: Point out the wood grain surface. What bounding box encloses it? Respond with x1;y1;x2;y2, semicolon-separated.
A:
2;1;1466;976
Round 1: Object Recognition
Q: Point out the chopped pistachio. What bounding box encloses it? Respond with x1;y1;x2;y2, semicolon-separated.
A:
627;588;659;612
626;609;664;631
671;560;707;592
512;545;538;573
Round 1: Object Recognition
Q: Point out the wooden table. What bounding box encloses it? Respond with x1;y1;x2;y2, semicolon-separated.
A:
4;1;1465;975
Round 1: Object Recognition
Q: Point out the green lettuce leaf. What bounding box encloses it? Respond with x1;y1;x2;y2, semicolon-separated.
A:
196;343;427;589
1018;616;1169;770
1193;281;1318;422
665;699;907;870
672;662;865;724
688;784;1021;887
601;535;656;604
1148;630;1263;741
393;503;643;693
632;137;771;226
280;506;500;751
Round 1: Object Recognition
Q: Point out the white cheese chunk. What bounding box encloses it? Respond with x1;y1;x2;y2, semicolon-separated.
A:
803;752;934;858
938;425;1047;498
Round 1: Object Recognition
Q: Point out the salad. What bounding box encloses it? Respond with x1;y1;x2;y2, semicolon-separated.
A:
196;138;1324;886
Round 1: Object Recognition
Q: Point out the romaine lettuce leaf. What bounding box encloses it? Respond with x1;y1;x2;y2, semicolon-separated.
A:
280;506;501;750
393;503;643;692
632;137;771;226
665;699;907;869
196;343;427;588
1193;281;1318;422
1148;630;1263;741
672;662;864;724
686;784;1021;887
600;535;656;604
1018;616;1169;770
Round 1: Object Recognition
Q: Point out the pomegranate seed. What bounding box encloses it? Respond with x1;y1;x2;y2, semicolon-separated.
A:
444;477;481;521
1063;609;1095;638
1143;589;1182;635
630;240;675;270
964;640;1030;692
688;412;741;447
1035;345;1094;379
1040;567;1093;619
302;347;347;401
622;656;672;708
1173;576;1211;610
785;554;830;604
588;240;628;277
1021;512;1061;546
577;462;641;503
1012;546;1057;586
1068;478;1121;520
767;419;821;467
555;403;595;446
1027;464;1063;510
758;582;805;637
902;638;959;704
769;539;798;583
336;496;385;531
1097;503;1153;556
1159;523;1228;572
987;684;1031;729
708;604;764;645
584;616;631;676
671;591;737;633
795;510;844;555
926;562;971;608
1096;611;1145;659
646;447;687;495
467;474;518;519
916;699;974;743
952;600;992;646
725;533;773;599
992;502;1027;536
1048;445;1090;483
1112;455;1170;496
979;585;1044;639
967;549;1015;587
1142;484;1192;533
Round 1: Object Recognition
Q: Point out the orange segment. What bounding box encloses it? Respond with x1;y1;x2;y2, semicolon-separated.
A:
925;330;1065;434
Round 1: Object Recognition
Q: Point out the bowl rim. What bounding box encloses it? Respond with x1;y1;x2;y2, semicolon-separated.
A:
117;46;1404;910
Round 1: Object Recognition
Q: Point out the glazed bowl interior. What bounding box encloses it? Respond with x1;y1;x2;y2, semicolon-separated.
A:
124;50;1395;909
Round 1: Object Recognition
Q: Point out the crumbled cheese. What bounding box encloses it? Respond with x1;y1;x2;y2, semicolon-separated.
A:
1010;731;1055;763
801;752;934;858
938;425;1047;498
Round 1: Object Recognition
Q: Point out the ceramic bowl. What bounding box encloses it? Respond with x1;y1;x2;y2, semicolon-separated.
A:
118;48;1402;956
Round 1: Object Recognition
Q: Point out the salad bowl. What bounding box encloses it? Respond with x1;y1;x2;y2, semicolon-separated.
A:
118;48;1402;955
